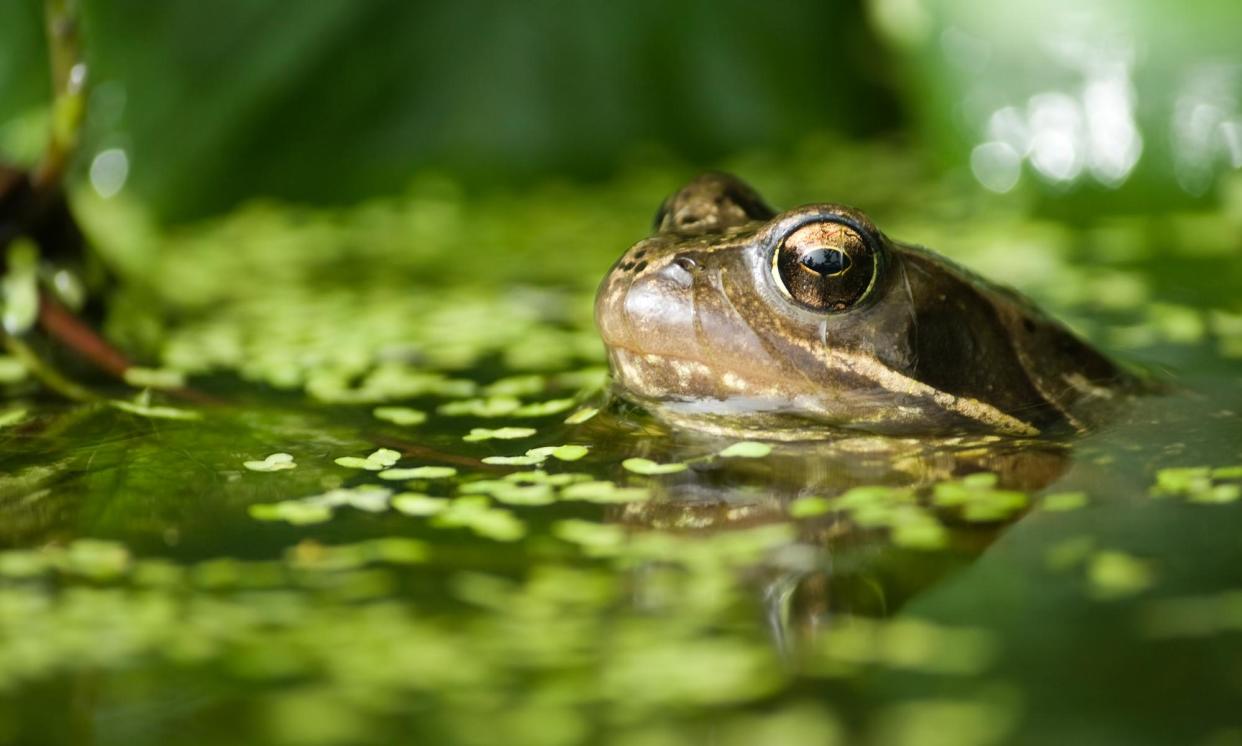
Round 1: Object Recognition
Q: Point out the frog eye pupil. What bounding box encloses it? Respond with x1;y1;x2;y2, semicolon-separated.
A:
772;219;879;313
799;248;850;276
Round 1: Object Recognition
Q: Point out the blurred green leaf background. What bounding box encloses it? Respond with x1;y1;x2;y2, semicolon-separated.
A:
2;0;1236;223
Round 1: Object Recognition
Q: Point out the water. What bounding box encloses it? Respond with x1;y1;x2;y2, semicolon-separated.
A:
1;143;1240;745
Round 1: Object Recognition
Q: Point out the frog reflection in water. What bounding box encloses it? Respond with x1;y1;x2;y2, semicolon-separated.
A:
595;172;1134;438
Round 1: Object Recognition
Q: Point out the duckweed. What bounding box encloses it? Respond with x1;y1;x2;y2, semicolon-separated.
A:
377;465;457;480
334;448;401;471
1040;491;1088;512
809;617;996;676
372;406;428;426
788;496;832;518
1153;466;1242;503
718;441;773;459
433;497;527;541
462;426;538;441
527;444;590;461
390;493;449;516
244;452;298;472
122;366;187;389
561;480;652;503
931;473;1029;522
1088;551;1155;600
564;406;599;424
622;457;688;475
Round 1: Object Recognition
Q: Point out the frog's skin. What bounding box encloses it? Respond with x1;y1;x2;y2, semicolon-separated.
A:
594;172;1132;438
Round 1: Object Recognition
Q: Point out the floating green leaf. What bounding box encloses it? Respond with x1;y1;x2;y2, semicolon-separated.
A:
564;407;599;424
462;426;537;442
1088;551;1155;600
789;496;832;518
244;452;297;472
1040;491;1087;512
528;444;590;461
379;466;457;480
391;493;448;516
336;448;402;470
561;480;651;503
622;457;688;475
481;455;545;466
438;397;522;417
372;406;428;426
123;367;187;389
512;398;576;417
249;501;333;525
718;441;773;459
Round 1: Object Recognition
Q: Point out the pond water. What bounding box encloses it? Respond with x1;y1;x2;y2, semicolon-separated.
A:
1;138;1241;745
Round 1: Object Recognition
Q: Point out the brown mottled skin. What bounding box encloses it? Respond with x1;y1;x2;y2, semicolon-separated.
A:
595;172;1132;438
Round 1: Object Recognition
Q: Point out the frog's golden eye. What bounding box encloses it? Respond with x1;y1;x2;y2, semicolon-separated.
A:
772;221;877;312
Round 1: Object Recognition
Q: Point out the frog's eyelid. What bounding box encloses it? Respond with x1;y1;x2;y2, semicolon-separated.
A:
652;197;672;231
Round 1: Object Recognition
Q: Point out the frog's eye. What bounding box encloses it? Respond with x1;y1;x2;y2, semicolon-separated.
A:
772;220;878;312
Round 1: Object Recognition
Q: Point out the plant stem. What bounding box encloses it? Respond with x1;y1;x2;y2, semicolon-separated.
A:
3;333;97;403
33;0;87;195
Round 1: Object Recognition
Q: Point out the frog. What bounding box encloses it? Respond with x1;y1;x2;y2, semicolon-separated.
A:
594;172;1134;438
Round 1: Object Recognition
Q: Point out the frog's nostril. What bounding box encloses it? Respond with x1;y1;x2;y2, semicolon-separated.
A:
659;255;697;289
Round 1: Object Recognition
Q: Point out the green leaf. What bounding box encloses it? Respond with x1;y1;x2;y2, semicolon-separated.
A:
512;398;576;417
527;444;590;462
243;452;297;472
481;455;545;466
1;239;39;335
1041;491;1087;512
378;466;457;480
123;367;187;389
561;480;651;503
334;456;382;471
563;407;599;424
391;493;448;516
462;426;537;442
788;496;832;518
622;457;687;475
718;441;773;458
372;406;427;426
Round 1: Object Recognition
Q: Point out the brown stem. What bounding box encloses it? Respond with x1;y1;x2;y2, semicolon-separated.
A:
38;292;129;376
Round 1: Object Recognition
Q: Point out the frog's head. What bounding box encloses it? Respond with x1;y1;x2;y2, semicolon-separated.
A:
595;173;1126;438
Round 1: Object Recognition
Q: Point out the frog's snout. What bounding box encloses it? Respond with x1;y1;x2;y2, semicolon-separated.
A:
595;242;700;357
